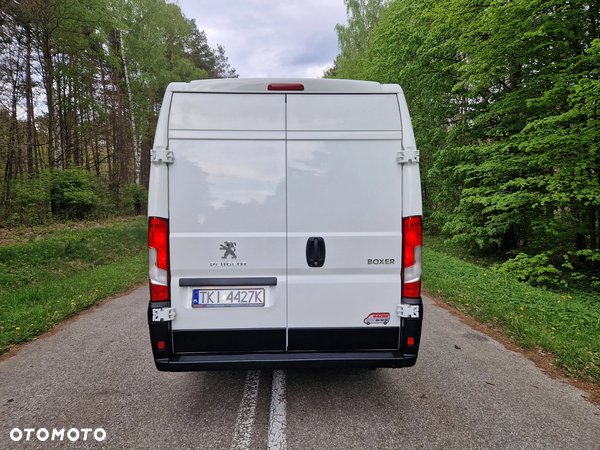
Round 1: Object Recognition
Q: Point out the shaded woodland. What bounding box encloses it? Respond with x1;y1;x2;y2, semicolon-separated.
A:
0;0;237;223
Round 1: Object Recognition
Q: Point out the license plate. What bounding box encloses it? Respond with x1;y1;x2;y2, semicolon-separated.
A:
192;288;265;308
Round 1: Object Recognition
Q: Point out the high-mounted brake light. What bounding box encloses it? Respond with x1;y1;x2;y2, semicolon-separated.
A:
267;83;304;91
402;216;422;298
149;217;169;302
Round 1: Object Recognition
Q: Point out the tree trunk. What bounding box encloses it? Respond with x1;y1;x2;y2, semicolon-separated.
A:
41;30;58;169
91;107;100;176
119;30;140;185
99;60;112;180
25;25;35;174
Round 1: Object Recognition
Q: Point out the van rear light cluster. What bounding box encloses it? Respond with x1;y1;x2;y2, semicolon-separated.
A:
149;217;170;302
267;83;304;91
402;216;422;298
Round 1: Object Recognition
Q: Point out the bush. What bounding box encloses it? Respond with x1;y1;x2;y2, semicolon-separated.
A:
49;169;99;219
499;250;600;291
3;170;146;227
120;183;148;216
10;175;52;225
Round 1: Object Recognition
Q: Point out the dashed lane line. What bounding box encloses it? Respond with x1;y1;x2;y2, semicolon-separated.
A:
267;370;287;450
230;370;261;450
230;369;288;450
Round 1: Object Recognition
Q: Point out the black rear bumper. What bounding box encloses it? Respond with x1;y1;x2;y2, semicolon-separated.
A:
148;297;423;371
154;351;417;371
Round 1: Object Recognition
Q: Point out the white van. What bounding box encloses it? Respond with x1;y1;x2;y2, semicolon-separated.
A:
147;79;423;371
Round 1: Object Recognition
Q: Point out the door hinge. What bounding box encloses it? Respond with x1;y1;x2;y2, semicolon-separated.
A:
151;148;174;164
152;307;175;322
397;304;420;319
397;149;420;164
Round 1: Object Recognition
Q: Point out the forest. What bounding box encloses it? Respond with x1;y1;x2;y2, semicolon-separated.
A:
2;0;598;293
330;0;600;292
0;0;236;224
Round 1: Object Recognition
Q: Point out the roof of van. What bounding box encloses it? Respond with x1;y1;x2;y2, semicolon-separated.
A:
166;78;402;94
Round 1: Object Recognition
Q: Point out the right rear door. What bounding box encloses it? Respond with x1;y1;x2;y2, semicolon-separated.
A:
286;94;405;351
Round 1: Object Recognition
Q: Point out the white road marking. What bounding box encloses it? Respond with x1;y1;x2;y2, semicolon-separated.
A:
231;370;261;450
267;370;287;450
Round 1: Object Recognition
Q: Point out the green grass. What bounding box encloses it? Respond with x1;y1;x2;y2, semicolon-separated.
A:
0;218;148;353
424;233;505;268
422;246;600;383
3;218;598;384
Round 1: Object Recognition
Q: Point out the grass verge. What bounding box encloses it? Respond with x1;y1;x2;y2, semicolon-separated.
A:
422;247;600;384
0;218;147;353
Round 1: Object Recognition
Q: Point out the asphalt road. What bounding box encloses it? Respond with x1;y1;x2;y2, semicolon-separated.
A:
1;287;599;449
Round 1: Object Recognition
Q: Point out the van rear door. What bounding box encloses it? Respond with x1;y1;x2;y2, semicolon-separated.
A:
286;94;404;351
167;93;288;353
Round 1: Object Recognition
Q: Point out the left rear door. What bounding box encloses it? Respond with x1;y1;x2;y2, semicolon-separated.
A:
167;93;288;353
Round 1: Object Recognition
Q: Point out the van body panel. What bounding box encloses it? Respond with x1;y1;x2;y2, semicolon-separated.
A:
148;79;423;370
287;94;401;131
167;94;287;334
183;78;385;93
172;329;286;353
397;90;423;217
169;93;286;131
286;96;403;338
287;327;400;351
148;90;172;218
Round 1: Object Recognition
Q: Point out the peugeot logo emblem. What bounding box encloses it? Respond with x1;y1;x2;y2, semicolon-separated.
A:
220;241;237;259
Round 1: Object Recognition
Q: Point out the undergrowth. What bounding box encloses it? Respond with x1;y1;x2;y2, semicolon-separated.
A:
0;218;147;353
422;245;600;384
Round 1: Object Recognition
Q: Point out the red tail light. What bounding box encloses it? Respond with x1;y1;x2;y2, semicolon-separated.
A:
149;217;169;302
402;216;422;298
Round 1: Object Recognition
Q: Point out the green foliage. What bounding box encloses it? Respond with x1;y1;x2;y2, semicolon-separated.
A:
121;183;148;215
423;247;600;383
49;169;99;220
332;0;388;80
367;0;459;219
10;175;52;226
334;0;600;291
0;0;238;218
499;249;600;291
498;252;562;286
0;219;147;353
4;170;146;226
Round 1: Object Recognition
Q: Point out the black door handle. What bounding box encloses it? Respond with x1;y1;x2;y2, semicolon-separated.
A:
306;237;326;267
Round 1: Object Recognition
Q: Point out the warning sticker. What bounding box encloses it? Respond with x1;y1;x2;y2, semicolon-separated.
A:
364;312;390;325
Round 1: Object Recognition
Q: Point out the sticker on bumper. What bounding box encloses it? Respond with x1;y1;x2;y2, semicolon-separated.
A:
364;312;390;325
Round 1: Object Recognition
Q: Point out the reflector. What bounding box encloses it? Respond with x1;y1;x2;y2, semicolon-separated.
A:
150;283;169;302
404;280;421;298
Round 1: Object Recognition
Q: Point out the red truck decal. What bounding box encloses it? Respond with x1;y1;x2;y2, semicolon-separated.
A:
364;312;390;325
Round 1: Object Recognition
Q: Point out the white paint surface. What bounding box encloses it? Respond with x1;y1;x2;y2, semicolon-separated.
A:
231;370;261;450
267;370;287;450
